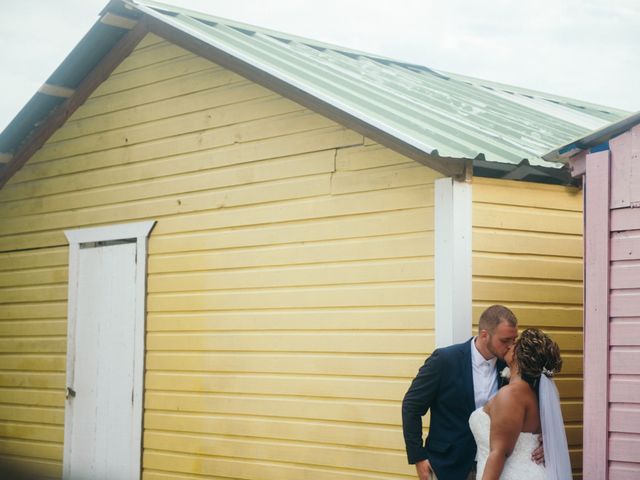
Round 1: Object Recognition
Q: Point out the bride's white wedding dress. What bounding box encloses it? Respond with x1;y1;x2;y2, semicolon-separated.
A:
469;408;546;480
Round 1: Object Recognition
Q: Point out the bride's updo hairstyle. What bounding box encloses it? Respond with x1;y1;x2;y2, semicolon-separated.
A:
514;328;562;392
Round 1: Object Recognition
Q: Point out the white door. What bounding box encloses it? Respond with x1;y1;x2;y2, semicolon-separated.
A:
63;221;154;480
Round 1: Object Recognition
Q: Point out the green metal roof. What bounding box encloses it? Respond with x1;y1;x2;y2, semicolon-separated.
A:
0;0;631;184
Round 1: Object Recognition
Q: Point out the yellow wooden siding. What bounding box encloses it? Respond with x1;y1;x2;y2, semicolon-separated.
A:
0;247;67;479
0;33;440;479
472;177;584;477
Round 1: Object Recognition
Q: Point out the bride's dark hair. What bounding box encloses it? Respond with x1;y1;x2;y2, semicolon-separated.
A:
514;328;562;392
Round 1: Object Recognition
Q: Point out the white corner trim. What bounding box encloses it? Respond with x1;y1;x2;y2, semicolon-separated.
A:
435;177;472;347
63;220;155;480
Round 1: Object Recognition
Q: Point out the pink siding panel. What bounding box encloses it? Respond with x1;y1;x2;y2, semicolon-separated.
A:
610;348;640;374
610;290;640;317
611;208;640;232
610;376;640;403
611;230;640;261
610;461;640;480
609;432;640;462
610;319;640;346
609;130;633;209
610;404;640;434
583;149;611;479
610;260;640;289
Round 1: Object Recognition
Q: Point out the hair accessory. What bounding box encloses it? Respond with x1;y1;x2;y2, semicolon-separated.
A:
542;367;554;377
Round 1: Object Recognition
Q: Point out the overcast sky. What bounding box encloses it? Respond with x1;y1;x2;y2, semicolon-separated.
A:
1;0;639;133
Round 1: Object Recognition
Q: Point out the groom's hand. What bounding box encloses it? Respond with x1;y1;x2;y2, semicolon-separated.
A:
415;459;432;480
531;434;544;465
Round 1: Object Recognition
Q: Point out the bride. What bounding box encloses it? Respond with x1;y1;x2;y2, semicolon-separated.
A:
469;328;572;480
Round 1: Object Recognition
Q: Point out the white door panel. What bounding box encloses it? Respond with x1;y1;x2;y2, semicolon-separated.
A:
68;242;137;479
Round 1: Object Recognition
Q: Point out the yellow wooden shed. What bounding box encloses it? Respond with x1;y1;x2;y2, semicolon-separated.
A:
0;1;630;478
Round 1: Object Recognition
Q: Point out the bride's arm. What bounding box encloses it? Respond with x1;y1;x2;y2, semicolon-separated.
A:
482;389;524;480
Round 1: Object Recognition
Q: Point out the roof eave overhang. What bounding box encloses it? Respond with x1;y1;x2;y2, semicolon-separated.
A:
0;13;149;189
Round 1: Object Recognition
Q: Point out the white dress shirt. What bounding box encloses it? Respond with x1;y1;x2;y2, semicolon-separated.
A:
471;337;498;409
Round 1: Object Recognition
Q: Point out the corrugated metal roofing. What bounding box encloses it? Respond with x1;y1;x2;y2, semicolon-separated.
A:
543;111;640;163
0;0;631;183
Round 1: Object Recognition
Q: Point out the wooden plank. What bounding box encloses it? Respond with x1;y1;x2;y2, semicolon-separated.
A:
144;411;405;451
144;391;402;426
472;278;582;305
611;290;640;317
146;332;433;355
611;208;640;232
473;177;582;211
0;454;62;478
0;405;63;425
149;207;433;255
473;228;582;258
610;348;640;374
611;260;640;289
71;62;234;122
29;94;311;164
1;152;335;219
610;129;633;209
0;354;65;371
0;20;149;189
147;307;435;332
632;124;640;206
143;431;408;475
0;439;62;461
148;258;433;293
46;70;248;144
0;337;66;354
0;285;66;303
610;461;640;480
0;372;64;389
145;373;411;402
610;319;640;346
331;164;440;195
108;39;191;76
609;433;640;462
153;185;432;236
147;283;433;312
0;388;64;408
0;248;67;272
465;304;582;329
610;376;640;403
473;252;582;281
0;267;67;288
0;303;66;320
611;230;640;261
0;422;63;443
143;450;413;480
473;203;582;235
335;144;413;171
1;126;361;203
610;404;640;434
583;149;610;477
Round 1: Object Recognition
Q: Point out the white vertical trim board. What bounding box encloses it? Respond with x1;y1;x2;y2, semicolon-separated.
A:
435;177;472;347
63;221;155;480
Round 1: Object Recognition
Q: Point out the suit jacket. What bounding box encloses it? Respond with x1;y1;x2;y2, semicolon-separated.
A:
402;338;506;480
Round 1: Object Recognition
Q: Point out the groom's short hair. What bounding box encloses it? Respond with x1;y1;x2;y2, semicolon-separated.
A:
478;304;517;333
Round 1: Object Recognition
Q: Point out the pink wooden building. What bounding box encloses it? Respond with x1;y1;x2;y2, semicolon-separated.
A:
545;112;640;480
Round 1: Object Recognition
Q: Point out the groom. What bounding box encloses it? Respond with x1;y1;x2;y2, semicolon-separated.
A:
402;305;518;480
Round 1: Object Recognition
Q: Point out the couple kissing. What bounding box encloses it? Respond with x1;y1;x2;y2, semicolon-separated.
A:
402;305;571;480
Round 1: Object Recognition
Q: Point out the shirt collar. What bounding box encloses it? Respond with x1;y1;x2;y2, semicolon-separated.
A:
471;337;497;368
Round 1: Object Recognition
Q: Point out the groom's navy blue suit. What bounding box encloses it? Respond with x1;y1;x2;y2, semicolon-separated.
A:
402;338;506;480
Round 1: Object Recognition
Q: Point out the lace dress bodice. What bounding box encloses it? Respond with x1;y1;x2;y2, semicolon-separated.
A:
469;408;546;480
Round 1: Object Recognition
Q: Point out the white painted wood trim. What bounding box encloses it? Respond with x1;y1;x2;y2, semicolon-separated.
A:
63;220;156;480
64;220;155;245
435;177;472;347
